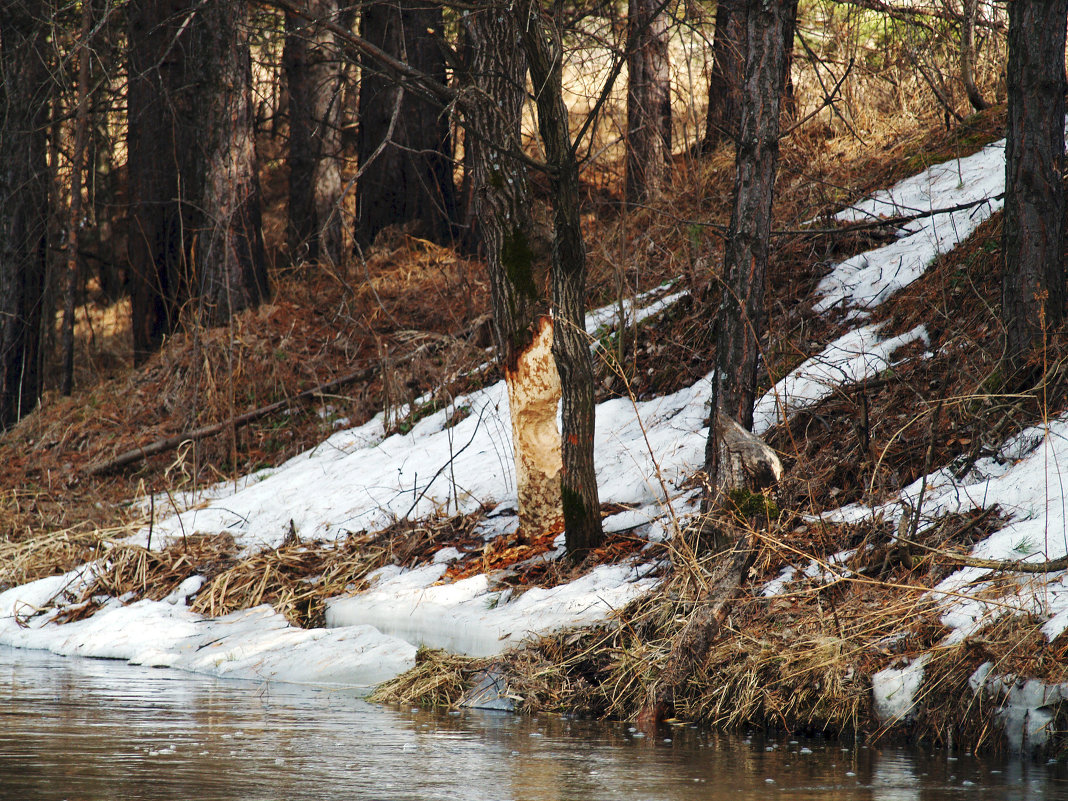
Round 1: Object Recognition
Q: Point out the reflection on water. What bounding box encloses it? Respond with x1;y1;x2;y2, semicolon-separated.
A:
0;646;1065;801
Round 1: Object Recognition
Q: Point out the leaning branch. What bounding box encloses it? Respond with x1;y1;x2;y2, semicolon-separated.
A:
87;337;456;476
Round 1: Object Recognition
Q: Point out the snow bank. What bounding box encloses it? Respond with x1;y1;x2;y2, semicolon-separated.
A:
752;324;929;434
815;140;1005;314
0;573;416;688
326;561;658;657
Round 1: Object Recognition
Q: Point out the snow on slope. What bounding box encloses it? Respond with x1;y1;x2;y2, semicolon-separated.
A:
815;139;1005;314
1;134;1043;720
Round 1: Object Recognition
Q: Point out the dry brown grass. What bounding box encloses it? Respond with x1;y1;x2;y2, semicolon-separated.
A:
369;647;484;709
0;2;1042;753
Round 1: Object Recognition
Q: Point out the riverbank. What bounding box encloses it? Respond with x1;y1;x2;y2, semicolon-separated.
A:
4;106;1068;755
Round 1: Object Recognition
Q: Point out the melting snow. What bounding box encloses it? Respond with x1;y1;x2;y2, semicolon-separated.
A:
3;128;1062;752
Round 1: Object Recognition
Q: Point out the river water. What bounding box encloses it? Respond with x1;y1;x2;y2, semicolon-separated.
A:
0;646;1065;801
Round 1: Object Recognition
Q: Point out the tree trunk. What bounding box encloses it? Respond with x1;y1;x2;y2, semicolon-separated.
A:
0;0;50;429
1001;0;1066;378
703;0;746;149
464;3;564;539
626;0;672;203
194;0;270;325
61;0;94;397
520;6;604;557
127;0;199;360
703;0;792;501
356;0;457;247
284;0;345;266
960;0;990;113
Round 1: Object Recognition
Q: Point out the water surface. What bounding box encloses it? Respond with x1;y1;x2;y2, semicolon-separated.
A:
0;646;1064;800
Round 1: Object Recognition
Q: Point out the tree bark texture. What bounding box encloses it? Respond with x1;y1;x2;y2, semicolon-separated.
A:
1001;0;1066;375
194;0;270;325
520;6;604;556
356;0;457;247
0;0;50;429
61;0;94;396
703;0;746;149
463;3;564;538
127;0;199;360
284;0;345;266
703;0;792;497
626;0;672;203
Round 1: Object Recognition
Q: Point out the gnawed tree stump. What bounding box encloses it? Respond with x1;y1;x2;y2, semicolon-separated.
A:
714;410;783;494
636;418;781;728
505;316;564;538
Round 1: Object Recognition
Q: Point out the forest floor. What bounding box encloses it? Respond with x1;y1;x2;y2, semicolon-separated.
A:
6;101;1067;755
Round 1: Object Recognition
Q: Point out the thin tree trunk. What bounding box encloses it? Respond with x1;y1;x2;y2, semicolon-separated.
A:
127;0;198;361
703;0;746;149
703;0;792;501
520;5;604;556
1001;0;1066;378
284;0;345;266
961;0;990;113
356;0;457;247
0;0;50;428
464;3;564;539
61;0;94;396
626;0;672;203
195;0;269;325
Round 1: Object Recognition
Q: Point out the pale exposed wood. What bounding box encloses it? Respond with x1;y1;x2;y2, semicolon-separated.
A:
506;316;564;537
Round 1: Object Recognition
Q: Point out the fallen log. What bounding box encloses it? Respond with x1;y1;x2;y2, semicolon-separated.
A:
637;532;757;730
87;362;382;476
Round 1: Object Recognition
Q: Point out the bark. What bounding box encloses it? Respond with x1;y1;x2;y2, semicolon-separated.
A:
356;0;457;247
127;0;199;360
0;0;50;429
61;0;94;396
464;4;563;538
284;0;345;266
703;0;746;149
702;0;797;150
1001;0;1067;377
194;0;270;325
520;6;604;556
626;0;672;203
961;0;990;112
703;0;792;501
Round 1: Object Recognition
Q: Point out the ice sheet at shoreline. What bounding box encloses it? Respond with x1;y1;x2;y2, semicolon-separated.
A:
815;140;1006;314
326;561;659;658
0;573;416;689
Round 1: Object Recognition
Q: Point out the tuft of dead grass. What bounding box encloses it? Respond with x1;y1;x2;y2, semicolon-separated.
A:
369;647;485;709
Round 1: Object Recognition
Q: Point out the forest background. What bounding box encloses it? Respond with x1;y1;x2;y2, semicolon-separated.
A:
2;0;1068;750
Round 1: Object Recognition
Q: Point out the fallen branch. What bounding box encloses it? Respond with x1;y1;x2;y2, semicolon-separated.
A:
897;508;1068;574
88;338;450;476
637;532;757;729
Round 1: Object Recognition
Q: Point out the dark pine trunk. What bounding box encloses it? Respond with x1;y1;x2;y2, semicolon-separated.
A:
464;2;563;538
703;0;746;150
703;0;792;499
0;0;50;428
284;0;345;266
127;0;199;361
1002;0;1067;379
356;0;457;247
625;0;672;204
520;6;604;557
194;0;269;325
